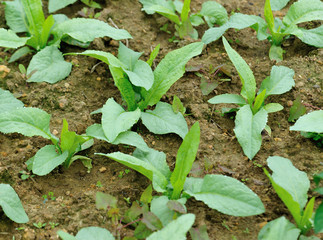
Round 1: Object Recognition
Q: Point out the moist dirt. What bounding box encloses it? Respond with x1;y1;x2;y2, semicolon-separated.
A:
0;0;322;239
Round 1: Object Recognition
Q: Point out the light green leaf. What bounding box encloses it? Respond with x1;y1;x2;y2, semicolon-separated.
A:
124;60;154;90
298;26;323;48
141;102;188;139
283;0;323;26
32;145;68;176
0;107;52;139
314;202;323;233
100;152;168;192
143;5;180;25
27;46;72;83
4;0;27;33
259;66;295;97
223;37;256;104
258;216;300;240
200;1;228;27
264;103;283;113
140;42;204;108
269;44;284;62
0;29;29;49
147;44;160;67
118;42;142;70
76;227;115;240
290;110;323;133
267;156;310;213
101;98;141;142
171;122;200;199
0;88;24;113
48;0;77;13
0;184;29;223
147;214;195;240
21;0;45;35
184;175;265;216
202;13;268;44
208;94;246;105
140;0;175;14
52;18;132;44
57;230;77;240
300;197;315;233
270;0;290;10
9;46;33;63
234;105;268;160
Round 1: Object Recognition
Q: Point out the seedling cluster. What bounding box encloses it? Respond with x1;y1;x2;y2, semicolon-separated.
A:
0;0;322;239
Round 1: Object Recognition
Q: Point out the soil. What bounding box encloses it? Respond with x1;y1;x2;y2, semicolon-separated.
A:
0;0;322;239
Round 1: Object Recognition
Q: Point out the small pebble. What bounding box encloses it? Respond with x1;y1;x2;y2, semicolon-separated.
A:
96;77;102;81
65;191;70;196
52;129;59;135
287;100;293;107
99;167;107;173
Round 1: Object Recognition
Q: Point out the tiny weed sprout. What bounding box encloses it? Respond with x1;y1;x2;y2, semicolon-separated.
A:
260;156;323;239
140;0;228;39
0;88;94;176
98;122;265;231
0;184;29;223
290;110;323;147
202;0;323;61
33;222;46;229
70;42;204;140
0;0;132;83
208;37;295;159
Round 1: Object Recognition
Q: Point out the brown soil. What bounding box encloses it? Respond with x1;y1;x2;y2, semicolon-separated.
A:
0;0;322;239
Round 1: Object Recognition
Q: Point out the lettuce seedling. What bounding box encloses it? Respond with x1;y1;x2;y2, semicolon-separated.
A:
0;184;29;223
71;42;204;140
259;156;322;239
140;0;228;39
208;37;295;159
290;110;323;147
98;122;265;218
48;0;101;13
202;0;323;61
0;89;93;176
0;0;131;83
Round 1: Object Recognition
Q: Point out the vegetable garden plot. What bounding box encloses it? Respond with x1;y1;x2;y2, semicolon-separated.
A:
0;0;322;239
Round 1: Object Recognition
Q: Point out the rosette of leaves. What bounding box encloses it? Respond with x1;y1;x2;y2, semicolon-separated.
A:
259;156;323;239
208;37;295;160
70;41;204;140
0;88;93;176
97;122;265;228
0;0;132;83
202;0;323;61
140;0;228;39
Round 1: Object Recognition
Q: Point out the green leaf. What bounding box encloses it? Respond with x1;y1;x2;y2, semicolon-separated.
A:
181;0;191;23
259;66;295;97
147;44;160;67
189;224;210;240
298;25;323;48
118;42;142;70
9;46;33;63
124;60;154;90
21;0;45;38
270;0;290;11
146;214;195;240
141;102;188;139
200;1;228;27
96;192;117;210
140;185;153;204
52;18;132;44
4;0;27;33
264;103;283;113
253;90;266;113
202;13;268;44
171;122;200;199
143;5;180;25
0;88;24;113
101;98;141;142
0;29;29;49
75;227;115;240
269;44;284;62
0;107;52;139
314;202;323;233
27;46;72;83
222;37;256;104
264;0;275;35
57;230;77;240
172;95;186;115
290;110;323;133
208;94;246;105
283;0;323;26
40;15;55;48
234;105;268;160
32;145;68;176
48;0;77;13
142;212;163;231
80;0;101;9
100;152;168;192
258;216;300;240
288;96;306;122
0;184;29;223
299;197;315;234
184;175;265;216
140;42;204;108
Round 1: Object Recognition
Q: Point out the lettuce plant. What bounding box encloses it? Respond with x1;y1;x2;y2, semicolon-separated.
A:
202;0;323;61
0;0;131;83
48;0;101;13
98;122;265;222
140;0;227;39
0;88;93;176
208;37;295;159
290;110;323;147
0;184;29;224
71;42;204;140
259;156;323;239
